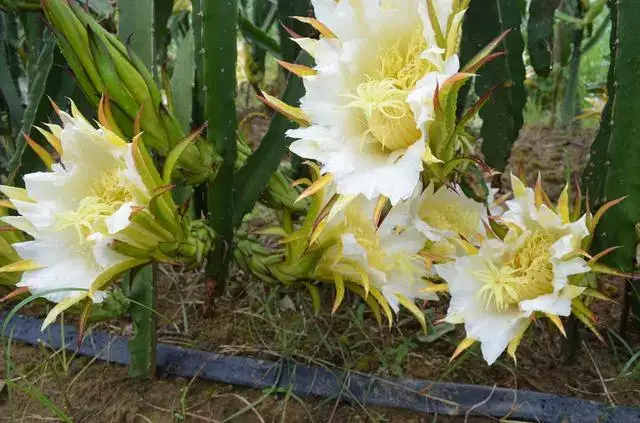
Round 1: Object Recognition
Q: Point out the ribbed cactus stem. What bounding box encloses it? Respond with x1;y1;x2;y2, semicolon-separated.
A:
202;0;239;296
583;0;640;273
460;0;526;172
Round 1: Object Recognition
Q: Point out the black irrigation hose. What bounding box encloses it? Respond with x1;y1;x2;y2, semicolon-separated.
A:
2;313;640;423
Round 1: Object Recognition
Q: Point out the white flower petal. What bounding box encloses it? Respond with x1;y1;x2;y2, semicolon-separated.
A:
469;312;529;365
519;293;572;316
14;228;107;304
435;255;485;298
332;140;425;204
550;234;576;259
123;144;149;199
106;202;134;235
569;215;589;239
88;232;128;268
10;199;57;230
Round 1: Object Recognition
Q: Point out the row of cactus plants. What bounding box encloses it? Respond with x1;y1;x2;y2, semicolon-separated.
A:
0;0;636;379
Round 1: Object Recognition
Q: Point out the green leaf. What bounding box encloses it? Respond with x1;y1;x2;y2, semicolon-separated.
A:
162;125;203;184
202;0;238;295
417;322;456;343
431;73;474;161
3;10;22;85
460;0;526;171
87;28;140;121
304;282;321;315
170;28;194;133
583;1;640;273
118;0;154;71
69;1;161;108
21;12;44;80
233;51;313;226
43;0;104;93
527;0;559;77
126;263;157;379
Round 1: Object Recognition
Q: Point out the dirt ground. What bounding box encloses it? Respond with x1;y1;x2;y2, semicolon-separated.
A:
2;124;640;422
502;125;596;199
0;347;495;422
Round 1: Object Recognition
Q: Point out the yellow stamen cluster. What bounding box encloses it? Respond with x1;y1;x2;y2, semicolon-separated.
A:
475;231;555;312
55;167;133;241
346;30;434;151
55;196;114;240
90;167;132;208
374;30;432;89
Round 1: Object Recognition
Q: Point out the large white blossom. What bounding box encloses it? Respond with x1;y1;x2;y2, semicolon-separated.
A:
1;106;153;327
288;0;463;204
315;195;437;318
435;175;590;364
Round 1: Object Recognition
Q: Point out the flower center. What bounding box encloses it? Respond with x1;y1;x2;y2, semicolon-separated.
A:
346;30;432;151
475;232;555;312
55;167;133;240
90;167;132;208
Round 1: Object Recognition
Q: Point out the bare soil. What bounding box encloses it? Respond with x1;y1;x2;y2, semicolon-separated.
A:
1;345;492;422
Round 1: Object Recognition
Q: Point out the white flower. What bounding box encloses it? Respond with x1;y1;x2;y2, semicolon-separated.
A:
11;226;117;304
434;175;591;365
1;105;169;328
379;183;488;261
31;110;149;236
287;0;463;205
314;195;436;324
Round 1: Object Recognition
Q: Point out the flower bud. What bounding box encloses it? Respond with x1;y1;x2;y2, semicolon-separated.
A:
41;0;215;183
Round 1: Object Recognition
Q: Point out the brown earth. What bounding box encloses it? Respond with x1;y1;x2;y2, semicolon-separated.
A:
502;125;597;199
0;346;494;422
2;124;640;422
